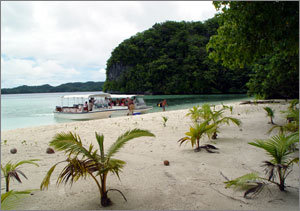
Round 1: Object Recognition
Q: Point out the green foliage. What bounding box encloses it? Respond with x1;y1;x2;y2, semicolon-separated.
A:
162;116;168;127
263;107;274;124
226;133;299;197
186;106;200;122
178;120;217;152
1;159;40;192
225;172;262;190
224;173;265;198
197;104;241;139
1;81;105;94
208;1;299;99
104;18;250;94
248;134;299;191
269;100;299;134
1;190;34;210
40;129;155;207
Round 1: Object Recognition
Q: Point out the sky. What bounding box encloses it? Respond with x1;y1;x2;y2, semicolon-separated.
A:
1;1;218;88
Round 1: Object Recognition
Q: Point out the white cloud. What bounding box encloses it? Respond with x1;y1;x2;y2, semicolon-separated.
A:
1;58;80;88
1;1;217;88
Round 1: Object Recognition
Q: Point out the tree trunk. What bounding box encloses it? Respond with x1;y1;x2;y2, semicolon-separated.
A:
101;193;112;207
270;117;274;125
212;132;217;139
278;168;285;191
6;176;9;192
100;173;112;207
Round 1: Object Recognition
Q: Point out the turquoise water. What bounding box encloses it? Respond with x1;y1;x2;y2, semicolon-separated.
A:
1;92;251;131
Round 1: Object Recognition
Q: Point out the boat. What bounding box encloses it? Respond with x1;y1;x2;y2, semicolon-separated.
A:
53;93;153;120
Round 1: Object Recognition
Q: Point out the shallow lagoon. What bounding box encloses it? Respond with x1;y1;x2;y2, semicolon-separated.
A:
1;92;251;130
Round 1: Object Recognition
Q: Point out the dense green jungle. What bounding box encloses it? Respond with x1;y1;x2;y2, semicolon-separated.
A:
104;1;299;99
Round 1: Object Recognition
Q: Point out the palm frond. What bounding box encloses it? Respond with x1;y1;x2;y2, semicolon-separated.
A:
56;158;95;186
95;132;105;162
263;107;274;117
261;161;276;181
178;137;193;147
217;117;241;126
7;169;27;183
224;172;262;190
106;129;155;158
50;132;96;161
186;106;200;122
198;104;213;121
107;159;126;180
13;159;40;168
1;190;33;210
40;161;65;190
288;99;299;110
249;134;299;165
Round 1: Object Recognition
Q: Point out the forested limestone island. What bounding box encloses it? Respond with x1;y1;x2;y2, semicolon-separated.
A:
104;1;299;99
1;81;104;94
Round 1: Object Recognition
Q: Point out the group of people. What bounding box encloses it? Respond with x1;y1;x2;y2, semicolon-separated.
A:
83;97;96;112
82;97;168;113
82;97;137;115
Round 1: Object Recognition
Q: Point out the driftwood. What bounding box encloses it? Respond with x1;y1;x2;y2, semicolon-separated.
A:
240;100;283;105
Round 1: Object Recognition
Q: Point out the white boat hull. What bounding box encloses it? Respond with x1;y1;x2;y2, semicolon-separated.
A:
54;110;113;120
110;106;153;117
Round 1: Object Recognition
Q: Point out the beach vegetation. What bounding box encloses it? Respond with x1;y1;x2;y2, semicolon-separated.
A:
269;101;299;135
162;116;168;127
40;129;155;207
186;106;200;122
221;103;233;114
1;159;40;192
178;120;218;153
198;104;241;139
263;107;275;124
1;190;34;210
225;133;299;197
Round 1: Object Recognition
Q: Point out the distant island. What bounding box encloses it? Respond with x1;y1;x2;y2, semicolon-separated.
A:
1;81;104;94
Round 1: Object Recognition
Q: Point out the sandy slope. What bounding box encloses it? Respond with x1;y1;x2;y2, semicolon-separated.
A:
1;102;299;210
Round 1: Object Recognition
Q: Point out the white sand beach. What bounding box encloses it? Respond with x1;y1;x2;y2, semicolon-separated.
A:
1;102;299;210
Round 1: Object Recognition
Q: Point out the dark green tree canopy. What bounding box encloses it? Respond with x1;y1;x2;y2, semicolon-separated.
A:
207;1;299;99
208;1;299;69
104;18;250;94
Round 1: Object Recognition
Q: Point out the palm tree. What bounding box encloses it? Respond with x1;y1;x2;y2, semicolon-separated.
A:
186;106;200;122
178;120;218;152
263;107;275;124
1;159;39;192
209;109;241;139
268;104;298;137
162;116;168;127
197;104;213;121
249;134;299;191
225;133;299;197
40;129;155;207
197;104;241;139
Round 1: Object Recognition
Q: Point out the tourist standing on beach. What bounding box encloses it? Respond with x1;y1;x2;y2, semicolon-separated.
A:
127;97;135;115
161;99;168;111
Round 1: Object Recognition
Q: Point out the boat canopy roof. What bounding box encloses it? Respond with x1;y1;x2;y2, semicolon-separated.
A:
109;94;144;99
61;93;111;99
